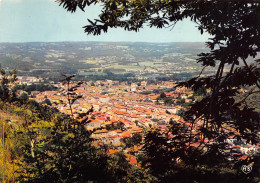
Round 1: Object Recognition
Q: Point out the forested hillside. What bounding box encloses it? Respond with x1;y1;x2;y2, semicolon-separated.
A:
0;71;149;182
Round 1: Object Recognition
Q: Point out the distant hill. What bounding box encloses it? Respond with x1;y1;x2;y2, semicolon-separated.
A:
0;42;211;81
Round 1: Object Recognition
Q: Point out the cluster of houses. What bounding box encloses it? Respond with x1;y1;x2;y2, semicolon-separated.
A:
17;78;259;166
17;76;43;84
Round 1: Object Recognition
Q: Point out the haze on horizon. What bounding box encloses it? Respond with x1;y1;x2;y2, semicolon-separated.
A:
0;0;210;43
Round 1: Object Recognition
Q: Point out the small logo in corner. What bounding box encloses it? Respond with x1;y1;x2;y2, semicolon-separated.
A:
241;165;252;174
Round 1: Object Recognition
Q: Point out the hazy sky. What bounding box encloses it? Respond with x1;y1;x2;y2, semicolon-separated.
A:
0;0;210;43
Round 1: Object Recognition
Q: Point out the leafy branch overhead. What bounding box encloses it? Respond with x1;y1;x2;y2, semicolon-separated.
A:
47;1;260;182
57;0;260;143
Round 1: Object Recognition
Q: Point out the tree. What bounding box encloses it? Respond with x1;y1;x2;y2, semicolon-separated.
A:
19;92;29;102
0;94;148;183
59;0;259;144
0;65;17;102
41;98;52;106
0;67;151;182
160;92;166;99
123;133;142;148
57;1;260;182
177;108;185;118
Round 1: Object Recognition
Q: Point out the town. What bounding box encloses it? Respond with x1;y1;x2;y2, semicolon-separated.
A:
16;75;259;167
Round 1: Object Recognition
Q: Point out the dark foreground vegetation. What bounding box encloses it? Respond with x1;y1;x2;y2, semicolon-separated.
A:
0;67;259;183
0;70;149;183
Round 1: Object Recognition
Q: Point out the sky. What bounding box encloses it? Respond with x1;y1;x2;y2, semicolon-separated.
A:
0;0;210;43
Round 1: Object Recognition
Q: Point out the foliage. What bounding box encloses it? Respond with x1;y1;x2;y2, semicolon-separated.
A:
0;70;150;182
142;122;260;183
177;108;185;118
14;84;58;95
139;87;176;95
19;92;29;102
157;94;175;106
41;98;52;106
57;0;260;134
0;96;151;182
123;133;142;148
106;121;124;131
56;0;260;182
0;65;17;102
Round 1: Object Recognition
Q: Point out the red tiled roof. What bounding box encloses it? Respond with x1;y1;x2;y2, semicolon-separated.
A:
121;131;131;138
108;149;117;154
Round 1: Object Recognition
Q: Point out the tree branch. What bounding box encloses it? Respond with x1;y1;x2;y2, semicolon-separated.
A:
242;57;260;89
